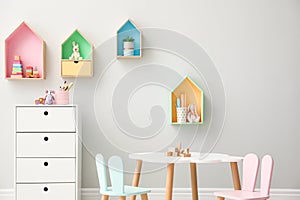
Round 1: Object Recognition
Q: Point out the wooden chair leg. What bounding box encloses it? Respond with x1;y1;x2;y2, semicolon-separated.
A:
101;195;109;200
130;160;143;200
140;193;148;200
217;197;225;200
119;196;126;200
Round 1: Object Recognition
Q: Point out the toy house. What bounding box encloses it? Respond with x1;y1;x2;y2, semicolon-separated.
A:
61;29;93;77
171;76;204;124
5;22;45;79
117;19;142;58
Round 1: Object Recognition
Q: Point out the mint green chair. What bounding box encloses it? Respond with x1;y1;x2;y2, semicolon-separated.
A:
96;154;150;200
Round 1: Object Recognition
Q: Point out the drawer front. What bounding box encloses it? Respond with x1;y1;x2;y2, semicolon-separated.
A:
17;183;75;200
16;107;76;132
17;133;76;157
17;158;75;183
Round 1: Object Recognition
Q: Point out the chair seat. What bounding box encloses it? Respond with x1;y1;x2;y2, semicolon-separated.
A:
214;190;269;200
101;185;151;196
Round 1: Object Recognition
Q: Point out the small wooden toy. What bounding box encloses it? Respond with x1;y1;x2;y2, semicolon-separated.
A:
34;98;46;105
25;66;33;78
11;55;23;78
34;99;40;105
166;143;191;157
33;66;39;78
39;98;45;104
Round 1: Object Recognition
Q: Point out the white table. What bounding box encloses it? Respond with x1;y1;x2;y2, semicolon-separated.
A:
129;152;243;200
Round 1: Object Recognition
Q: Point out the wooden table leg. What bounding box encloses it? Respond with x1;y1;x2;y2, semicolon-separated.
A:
166;163;175;200
141;193;149;200
130;160;143;200
101;195;109;200
190;163;198;200
230;162;241;190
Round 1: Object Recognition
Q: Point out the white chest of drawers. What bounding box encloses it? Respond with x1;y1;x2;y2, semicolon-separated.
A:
15;105;81;200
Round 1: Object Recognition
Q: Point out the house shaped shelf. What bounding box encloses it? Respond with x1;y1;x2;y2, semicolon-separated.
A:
61;29;93;77
171;76;204;124
117;19;141;58
5;22;45;80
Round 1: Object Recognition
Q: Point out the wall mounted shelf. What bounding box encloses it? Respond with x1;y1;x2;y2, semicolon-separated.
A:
171;76;204;124
117;19;142;58
5;22;45;80
61;29;93;77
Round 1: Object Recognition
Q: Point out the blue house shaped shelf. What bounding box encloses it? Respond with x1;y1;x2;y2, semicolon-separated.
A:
171;76;204;124
117;19;141;58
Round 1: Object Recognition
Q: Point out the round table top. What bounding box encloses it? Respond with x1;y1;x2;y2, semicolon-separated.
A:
129;152;243;164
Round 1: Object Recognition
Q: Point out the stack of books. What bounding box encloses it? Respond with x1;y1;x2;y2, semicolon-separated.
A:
11;56;23;78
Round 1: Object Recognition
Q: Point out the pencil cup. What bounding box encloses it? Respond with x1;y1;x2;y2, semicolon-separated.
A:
176;107;187;123
55;90;69;104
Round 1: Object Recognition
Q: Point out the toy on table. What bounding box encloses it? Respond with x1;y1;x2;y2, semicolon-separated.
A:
45;90;55;105
11;56;23;78
166;143;191;157
69;41;82;62
187;104;200;123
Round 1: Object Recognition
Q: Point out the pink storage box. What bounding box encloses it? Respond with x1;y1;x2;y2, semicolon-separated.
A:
55;90;69;104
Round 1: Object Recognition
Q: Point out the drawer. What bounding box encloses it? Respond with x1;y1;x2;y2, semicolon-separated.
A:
16;107;76;132
17;183;75;200
17;133;76;157
17;158;75;183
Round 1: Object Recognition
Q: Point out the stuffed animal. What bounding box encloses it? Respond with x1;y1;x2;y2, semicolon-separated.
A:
187;104;200;123
45;90;55;105
69;41;82;61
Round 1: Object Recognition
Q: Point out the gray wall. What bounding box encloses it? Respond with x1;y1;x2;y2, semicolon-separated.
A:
0;0;299;190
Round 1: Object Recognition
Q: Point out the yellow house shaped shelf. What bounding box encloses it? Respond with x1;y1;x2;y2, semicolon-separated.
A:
61;29;93;77
171;76;204;124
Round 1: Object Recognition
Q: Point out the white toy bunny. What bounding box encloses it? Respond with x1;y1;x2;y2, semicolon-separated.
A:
187;104;200;123
69;41;82;61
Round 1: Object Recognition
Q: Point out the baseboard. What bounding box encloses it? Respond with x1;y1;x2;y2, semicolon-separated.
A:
1;188;299;200
0;189;14;200
81;188;300;200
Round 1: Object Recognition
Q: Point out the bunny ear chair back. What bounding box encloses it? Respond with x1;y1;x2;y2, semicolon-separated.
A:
95;154;151;200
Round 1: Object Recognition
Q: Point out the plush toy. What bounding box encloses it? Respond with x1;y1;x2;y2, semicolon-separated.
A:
45;90;55;105
187;104;200;123
69;41;82;61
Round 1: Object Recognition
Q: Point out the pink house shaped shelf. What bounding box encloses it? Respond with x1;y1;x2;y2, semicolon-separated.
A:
5;22;45;80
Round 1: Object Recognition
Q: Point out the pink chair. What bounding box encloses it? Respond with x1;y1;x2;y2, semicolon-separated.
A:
214;154;274;200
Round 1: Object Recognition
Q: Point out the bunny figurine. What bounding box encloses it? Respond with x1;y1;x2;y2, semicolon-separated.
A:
187;104;200;123
45;90;55;105
69;41;82;61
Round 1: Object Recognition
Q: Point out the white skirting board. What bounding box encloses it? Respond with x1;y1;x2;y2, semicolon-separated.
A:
82;188;300;200
1;188;300;200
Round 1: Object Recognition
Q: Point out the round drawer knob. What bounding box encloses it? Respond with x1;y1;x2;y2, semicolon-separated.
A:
44;137;49;141
44;162;48;166
44;187;48;192
44;111;48;116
